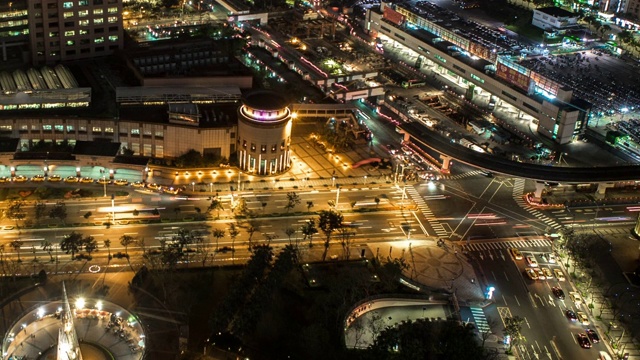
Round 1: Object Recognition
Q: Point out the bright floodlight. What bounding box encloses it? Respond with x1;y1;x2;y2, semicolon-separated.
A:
37;307;45;318
75;298;85;309
96;301;103;311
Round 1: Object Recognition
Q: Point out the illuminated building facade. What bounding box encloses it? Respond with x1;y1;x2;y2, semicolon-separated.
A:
237;91;292;175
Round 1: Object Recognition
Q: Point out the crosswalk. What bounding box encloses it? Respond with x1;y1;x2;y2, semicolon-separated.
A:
464;238;552;251
470;307;490;333
512;178;563;231
405;186;448;237
448;170;483;180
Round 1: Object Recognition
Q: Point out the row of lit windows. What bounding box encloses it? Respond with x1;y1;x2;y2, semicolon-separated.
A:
0;102;89;111
48;29;119;38
1;125;164;137
63;7;118;18
241;140;287;154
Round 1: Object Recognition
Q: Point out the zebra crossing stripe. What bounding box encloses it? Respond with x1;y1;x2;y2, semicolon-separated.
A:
470;307;490;332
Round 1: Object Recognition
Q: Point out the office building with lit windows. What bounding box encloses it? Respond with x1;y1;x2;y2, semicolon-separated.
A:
27;0;124;65
0;1;29;64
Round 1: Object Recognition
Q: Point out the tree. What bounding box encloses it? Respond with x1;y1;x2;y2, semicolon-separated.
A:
374;197;381;208
234;198;249;217
306;201;314;212
261;201;267;213
49;201;67;224
9;239;23;262
599;24;612;38
229;223;240;259
208;197;224;218
284;192;301;212
83;236;98;258
338;227;356;260
212;228;225;252
6;200;26;226
284;226;296;245
173;207;181;220
34;202;47;225
104;239;111;261
60;232;83;260
503;316;524;353
41;240;54;262
246;221;258;251
120;234;136;256
301;219;318;247
318;210;343;261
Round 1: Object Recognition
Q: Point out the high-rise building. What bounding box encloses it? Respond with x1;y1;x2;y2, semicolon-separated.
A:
27;0;124;65
0;0;30;64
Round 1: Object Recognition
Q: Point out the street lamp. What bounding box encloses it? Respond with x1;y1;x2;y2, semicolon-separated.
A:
238;171;242;191
332;176;336;187
191;182;195;192
364;175;367;185
102;176;107;197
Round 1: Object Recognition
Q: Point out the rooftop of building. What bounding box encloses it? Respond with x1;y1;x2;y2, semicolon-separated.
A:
118;103;239;128
536;6;576;18
242;91;290;111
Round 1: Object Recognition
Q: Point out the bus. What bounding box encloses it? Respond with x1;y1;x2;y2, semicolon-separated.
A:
402;79;426;88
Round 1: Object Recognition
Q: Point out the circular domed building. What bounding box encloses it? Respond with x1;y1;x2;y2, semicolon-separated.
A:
237;91;293;175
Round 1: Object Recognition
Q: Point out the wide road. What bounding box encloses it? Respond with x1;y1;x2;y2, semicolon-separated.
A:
469;241;610;360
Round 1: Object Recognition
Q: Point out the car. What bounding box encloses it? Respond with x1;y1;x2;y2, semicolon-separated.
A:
510;248;523;260
566;309;578;322
13;175;27;182
48;175;62;182
577;312;589;325
525;268;538;280
163;186;180;195
576;333;592;349
64;176;78;183
31;175;45;182
535;268;546;280
97;178;110;185
0;176;8;183
80;177;94;183
147;183;159;190
481;171;493;177
542;267;553;279
385;144;397;154
114;179;129;186
132;181;145;188
586;329;600;343
554;268;565;281
548;253;557;263
552;287;565;299
570;292;583;306
525;255;538;267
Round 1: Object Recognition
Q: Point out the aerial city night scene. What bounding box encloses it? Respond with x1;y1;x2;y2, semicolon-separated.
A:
0;0;639;359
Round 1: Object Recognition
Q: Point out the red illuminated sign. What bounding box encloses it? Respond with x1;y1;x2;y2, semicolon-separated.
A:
383;7;405;26
496;63;530;91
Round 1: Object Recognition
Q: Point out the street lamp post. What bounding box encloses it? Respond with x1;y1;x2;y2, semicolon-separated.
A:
103;176;107;197
335;186;341;209
238;171;242;191
191;182;195;192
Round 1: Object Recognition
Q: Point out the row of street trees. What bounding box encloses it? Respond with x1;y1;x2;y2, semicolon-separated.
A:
4;200;67;227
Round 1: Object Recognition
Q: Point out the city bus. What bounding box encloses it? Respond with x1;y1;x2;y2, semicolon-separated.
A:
402;79;426;88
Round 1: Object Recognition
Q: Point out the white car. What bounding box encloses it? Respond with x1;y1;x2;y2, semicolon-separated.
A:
548;253;557;263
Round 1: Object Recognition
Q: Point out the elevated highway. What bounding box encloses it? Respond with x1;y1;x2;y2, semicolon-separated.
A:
400;122;640;183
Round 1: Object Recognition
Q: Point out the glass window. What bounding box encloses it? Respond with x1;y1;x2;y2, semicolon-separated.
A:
155;131;163;137
43;125;52;131
130;128;140;135
78;0;88;5
20;125;28;131
54;125;64;132
66;40;75;46
143;129;152;136
31;125;38;130
94;36;104;44
79;20;89;26
108;35;118;42
92;126;101;132
107;16;117;23
64;30;75;36
79;29;88;35
108;7;117;13
94;18;103;25
78;10;88;17
63;2;74;8
0;125;12;131
156;145;163;157
79;126;86;132
105;127;114;133
49;31;59;37
64;11;74;18
94;9;103;15
66;125;74;132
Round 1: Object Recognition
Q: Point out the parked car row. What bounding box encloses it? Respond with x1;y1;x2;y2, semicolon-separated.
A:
0;175;137;186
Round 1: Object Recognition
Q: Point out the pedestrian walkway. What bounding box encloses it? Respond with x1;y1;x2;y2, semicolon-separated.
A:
405;185;448;237
470;307;490;333
463;238;552;252
512;179;563;231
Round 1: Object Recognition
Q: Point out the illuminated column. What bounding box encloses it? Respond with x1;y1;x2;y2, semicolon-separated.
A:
440;155;452;174
533;182;546;200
